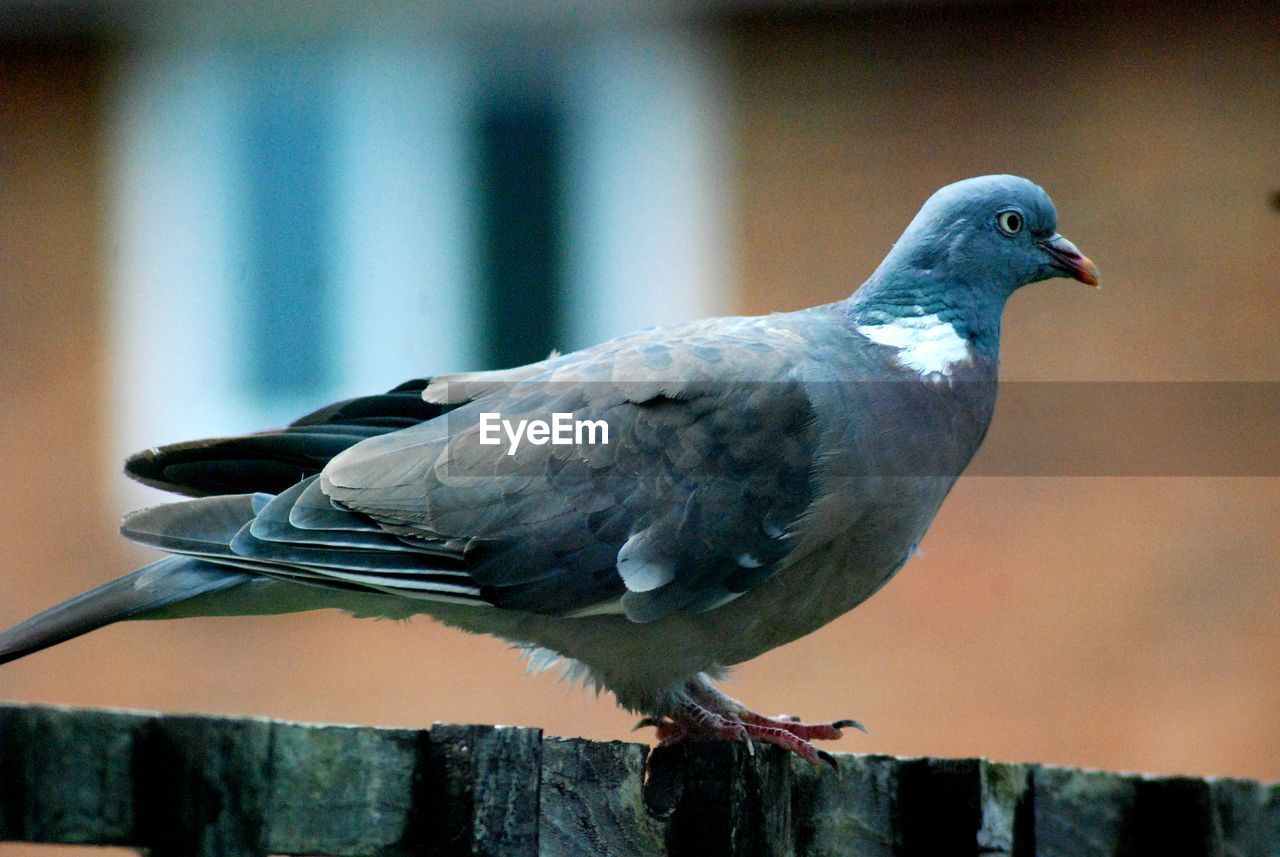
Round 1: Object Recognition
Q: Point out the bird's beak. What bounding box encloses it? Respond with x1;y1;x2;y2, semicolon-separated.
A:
1037;234;1100;286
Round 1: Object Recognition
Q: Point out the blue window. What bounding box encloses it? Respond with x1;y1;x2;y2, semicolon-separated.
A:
475;100;565;369
239;55;335;402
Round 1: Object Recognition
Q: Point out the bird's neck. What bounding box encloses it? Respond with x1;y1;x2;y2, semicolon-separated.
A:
845;265;1009;359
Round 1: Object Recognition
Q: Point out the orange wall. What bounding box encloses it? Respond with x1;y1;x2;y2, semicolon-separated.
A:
0;39;133;688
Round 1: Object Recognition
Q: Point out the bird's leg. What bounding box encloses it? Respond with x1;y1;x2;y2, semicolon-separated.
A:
637;677;864;770
689;681;866;741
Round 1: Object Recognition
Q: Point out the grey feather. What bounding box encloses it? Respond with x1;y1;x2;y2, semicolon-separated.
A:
249;478;421;552
288;477;383;532
121;493;266;558
0;557;250;665
320;317;821;619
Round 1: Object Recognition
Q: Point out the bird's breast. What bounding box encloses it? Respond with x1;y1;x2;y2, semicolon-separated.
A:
704;473;953;666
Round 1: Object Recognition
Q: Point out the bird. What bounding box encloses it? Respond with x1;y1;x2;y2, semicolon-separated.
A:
0;174;1098;768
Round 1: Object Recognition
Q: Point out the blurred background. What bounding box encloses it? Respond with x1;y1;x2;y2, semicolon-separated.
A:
1;1;1277;823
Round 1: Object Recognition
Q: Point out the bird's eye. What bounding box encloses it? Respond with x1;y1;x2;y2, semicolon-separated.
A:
997;211;1023;236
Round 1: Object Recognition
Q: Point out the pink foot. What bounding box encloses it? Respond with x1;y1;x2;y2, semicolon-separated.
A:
738;710;865;742
635;679;865;771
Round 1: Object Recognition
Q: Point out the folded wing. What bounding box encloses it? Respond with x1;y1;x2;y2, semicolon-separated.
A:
123;316;833;623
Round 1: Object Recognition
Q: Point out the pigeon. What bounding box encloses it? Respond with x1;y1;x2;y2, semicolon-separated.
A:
0;175;1097;767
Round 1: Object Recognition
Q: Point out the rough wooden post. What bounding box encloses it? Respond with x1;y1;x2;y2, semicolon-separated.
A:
425;722;542;856
977;761;1032;856
790;752;900;855
263;722;429;856
134;714;274;857
1031;765;1138;856
645;740;794;856
539;737;665;856
894;757;986;854
1208;776;1280;855
0;703;144;847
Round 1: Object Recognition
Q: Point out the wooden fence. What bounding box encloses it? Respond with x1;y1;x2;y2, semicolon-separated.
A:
0;702;1275;855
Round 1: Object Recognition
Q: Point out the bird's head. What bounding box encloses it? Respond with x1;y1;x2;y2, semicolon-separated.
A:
885;174;1100;296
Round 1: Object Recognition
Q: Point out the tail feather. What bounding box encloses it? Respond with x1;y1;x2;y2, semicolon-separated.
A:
0;557;250;665
121;493;263;557
2;379;464;666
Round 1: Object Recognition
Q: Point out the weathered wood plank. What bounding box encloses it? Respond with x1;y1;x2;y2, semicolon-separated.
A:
978;761;1032;856
426;722;542;857
1127;776;1219;855
0;703;148;846
895;757;985;855
646;740;794;856
265;721;427;856
1209;776;1280;856
539;737;665;857
135;712;275;856
1;703;1278;856
789;753;899;857
1031;765;1139;857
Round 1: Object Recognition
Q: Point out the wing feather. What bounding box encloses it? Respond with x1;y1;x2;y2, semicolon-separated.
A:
322;314;826;621
122;312;859;621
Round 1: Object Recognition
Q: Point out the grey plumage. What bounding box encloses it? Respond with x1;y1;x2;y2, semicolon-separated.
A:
0;557;251;665
0;175;1098;751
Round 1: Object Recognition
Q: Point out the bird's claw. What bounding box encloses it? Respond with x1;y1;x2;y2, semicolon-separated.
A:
832;718;868;733
636;685;865;771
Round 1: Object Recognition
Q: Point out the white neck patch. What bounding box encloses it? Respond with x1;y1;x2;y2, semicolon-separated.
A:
856;313;973;377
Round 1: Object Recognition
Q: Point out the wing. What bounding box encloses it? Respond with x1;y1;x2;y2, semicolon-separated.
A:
320;315;823;621
122;314;837;623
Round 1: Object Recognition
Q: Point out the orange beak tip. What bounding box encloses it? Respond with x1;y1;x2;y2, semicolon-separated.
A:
1039;235;1099;288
